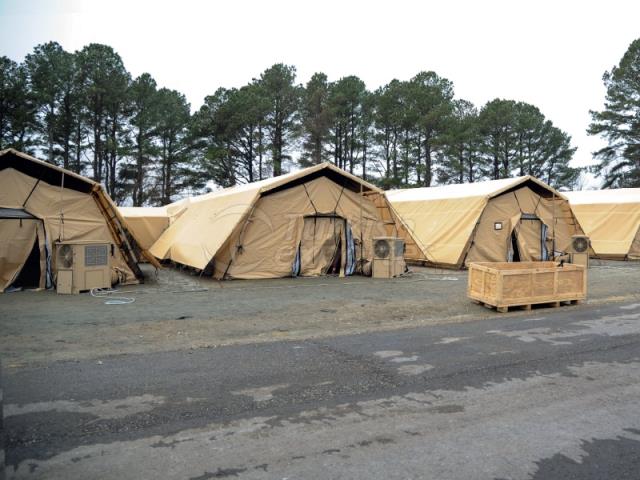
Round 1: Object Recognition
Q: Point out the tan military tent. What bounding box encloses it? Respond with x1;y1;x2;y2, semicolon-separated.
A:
0;148;157;292
564;189;640;260
386;176;584;269
119;200;189;250
149;162;402;279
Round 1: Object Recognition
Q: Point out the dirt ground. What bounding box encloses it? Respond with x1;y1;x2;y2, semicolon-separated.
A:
1;260;639;369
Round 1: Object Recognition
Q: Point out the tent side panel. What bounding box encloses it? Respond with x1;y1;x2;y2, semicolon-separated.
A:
465;194;519;265
388;195;486;267
570;203;640;258
371;192;427;263
120;214;170;251
149;188;259;270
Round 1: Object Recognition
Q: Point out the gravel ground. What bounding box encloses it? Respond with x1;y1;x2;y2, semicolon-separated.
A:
0;260;639;369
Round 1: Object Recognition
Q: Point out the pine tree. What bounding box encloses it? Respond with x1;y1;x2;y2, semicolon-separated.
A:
588;38;640;187
300;73;331;166
256;64;301;176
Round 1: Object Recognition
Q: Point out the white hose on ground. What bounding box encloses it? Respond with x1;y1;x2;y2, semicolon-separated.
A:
90;287;136;305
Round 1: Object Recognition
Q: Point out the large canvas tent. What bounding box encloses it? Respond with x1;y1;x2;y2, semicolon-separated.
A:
564;189;640;260
386;176;585;269
0;149;157;292
149;162;401;279
119;200;189;250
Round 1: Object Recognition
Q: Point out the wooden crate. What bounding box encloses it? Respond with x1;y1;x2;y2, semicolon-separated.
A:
468;261;587;313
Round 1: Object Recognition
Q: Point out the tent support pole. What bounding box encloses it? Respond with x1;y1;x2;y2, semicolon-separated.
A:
91;187;145;278
23;178;41;208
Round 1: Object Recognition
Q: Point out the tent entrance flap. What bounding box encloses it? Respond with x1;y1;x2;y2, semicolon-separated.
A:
11;235;41;289
298;215;353;277
0;218;39;291
514;215;549;261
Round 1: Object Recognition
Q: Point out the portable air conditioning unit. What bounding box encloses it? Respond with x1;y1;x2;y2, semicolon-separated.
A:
567;235;590;268
55;241;112;294
372;237;405;278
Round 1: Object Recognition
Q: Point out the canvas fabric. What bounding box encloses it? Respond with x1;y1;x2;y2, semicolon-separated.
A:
298;216;344;276
0;218;48;290
568;202;640;259
387;195;487;265
0;167;138;289
211;176;387;279
148;163;398;279
388;177;583;268
629;225;640;260
119;207;171;250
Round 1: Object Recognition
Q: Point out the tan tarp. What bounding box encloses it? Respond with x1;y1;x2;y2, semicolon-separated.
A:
386;195;486;265
387;176;584;268
150;185;261;269
149;162;399;279
0;148;156;292
565;189;640;259
0;218;47;290
119;207;171;250
465;187;579;265
119;201;190;251
213;176;387;279
368;192;428;262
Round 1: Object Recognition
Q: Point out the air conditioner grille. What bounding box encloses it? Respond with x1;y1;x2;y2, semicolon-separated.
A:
57;244;74;268
572;237;589;253
374;239;391;259
85;245;108;266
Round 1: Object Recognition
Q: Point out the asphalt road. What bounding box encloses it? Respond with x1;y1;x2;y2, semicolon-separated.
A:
3;300;640;479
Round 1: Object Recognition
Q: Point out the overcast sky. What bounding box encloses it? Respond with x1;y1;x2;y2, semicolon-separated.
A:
1;0;639;185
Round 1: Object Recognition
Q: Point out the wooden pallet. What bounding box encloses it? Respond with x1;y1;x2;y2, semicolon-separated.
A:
472;298;581;313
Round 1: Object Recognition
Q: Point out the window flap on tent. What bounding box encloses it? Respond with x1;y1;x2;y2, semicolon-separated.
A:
0;218;38;291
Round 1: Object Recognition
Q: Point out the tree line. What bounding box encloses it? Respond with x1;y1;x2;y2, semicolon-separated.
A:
588;38;640;188
3;39;637;205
